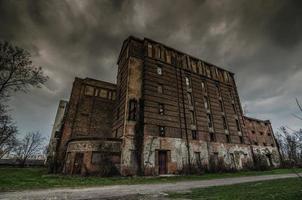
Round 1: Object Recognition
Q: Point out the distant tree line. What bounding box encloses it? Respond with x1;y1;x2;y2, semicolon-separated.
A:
0;40;48;166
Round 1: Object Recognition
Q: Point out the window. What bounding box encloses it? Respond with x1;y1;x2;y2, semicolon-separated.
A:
157;84;163;93
229;89;233;100
128;99;137;120
148;43;153;57
263;142;267;146
204;96;209;110
194;152;201;164
232;103;236;113
85;85;94;96
108;91;112;99
226;135;230;143
94;88;99;96
222;116;227;129
91;152;102;164
190;111;196;125
210;132;215;142
99;89;107;98
159;103;164;115
116;107;120;120
185;76;191;87
235;119;240;131
267;132;271;136
252;130;255;134
271;143;274;147
254;141;258;145
239;136;244;144
216;84;221;97
207;113;213;128
219;100;224;112
187;93;193;105
260;132;264;135
159;126;165;137
192;130;197;140
157;66;162;75
201;81;205;91
112;92;116;100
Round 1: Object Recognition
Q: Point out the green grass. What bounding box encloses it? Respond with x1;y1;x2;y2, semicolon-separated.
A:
0;167;301;192
168;178;302;200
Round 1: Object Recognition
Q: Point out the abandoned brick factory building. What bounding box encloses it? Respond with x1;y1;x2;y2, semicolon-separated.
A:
48;36;281;176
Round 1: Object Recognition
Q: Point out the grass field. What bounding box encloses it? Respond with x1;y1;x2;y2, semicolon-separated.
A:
0;167;301;192
167;178;302;200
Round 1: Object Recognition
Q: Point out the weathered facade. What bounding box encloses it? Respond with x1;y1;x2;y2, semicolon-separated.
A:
50;36;280;176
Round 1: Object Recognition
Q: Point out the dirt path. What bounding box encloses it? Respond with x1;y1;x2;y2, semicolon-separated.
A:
0;173;300;200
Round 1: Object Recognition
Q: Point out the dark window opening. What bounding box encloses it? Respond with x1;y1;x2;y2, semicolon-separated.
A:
226;135;230;143
222;116;227;129
267;132;271;136
210;132;215;142
192;130;197;140
219;100;224;112
263;143;267;146
260;132;264;135
207;114;213;128
159;126;165;137
239;136;244;144
252;130;255;134
235;119;240;131
159;103;164;115
128;99;137;121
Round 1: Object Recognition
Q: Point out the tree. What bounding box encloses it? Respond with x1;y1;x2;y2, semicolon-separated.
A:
0;104;17;159
15;131;45;167
0;41;48;100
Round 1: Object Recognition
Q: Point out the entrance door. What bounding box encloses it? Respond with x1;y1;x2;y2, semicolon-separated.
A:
73;153;84;175
158;151;167;174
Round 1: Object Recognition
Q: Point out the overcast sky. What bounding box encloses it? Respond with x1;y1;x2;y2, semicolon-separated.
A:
1;0;302;142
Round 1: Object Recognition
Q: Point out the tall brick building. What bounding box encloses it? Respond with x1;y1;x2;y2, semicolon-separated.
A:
50;36;280;176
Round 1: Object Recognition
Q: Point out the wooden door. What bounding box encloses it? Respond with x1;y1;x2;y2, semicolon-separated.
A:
158;151;167;174
73;153;84;175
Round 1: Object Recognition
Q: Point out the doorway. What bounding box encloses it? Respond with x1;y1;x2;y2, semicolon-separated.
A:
158;151;167;174
73;153;84;175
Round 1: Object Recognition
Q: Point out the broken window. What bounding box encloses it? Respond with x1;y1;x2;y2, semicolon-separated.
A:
128;99;137;121
159;126;165;137
159;103;164;115
192;130;197;140
84;85;94;96
157;65;162;75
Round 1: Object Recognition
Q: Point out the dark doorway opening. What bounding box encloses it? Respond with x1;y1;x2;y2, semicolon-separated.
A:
73;153;84;175
158;151;167;174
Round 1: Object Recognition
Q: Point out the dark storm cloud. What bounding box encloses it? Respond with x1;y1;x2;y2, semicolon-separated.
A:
0;0;301;140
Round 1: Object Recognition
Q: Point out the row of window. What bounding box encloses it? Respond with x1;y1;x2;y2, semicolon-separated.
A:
251;130;271;136
158;125;244;143
148;43;233;84
84;85;116;100
253;141;275;147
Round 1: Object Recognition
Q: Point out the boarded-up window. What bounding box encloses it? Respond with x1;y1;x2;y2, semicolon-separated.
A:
85;85;94;96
